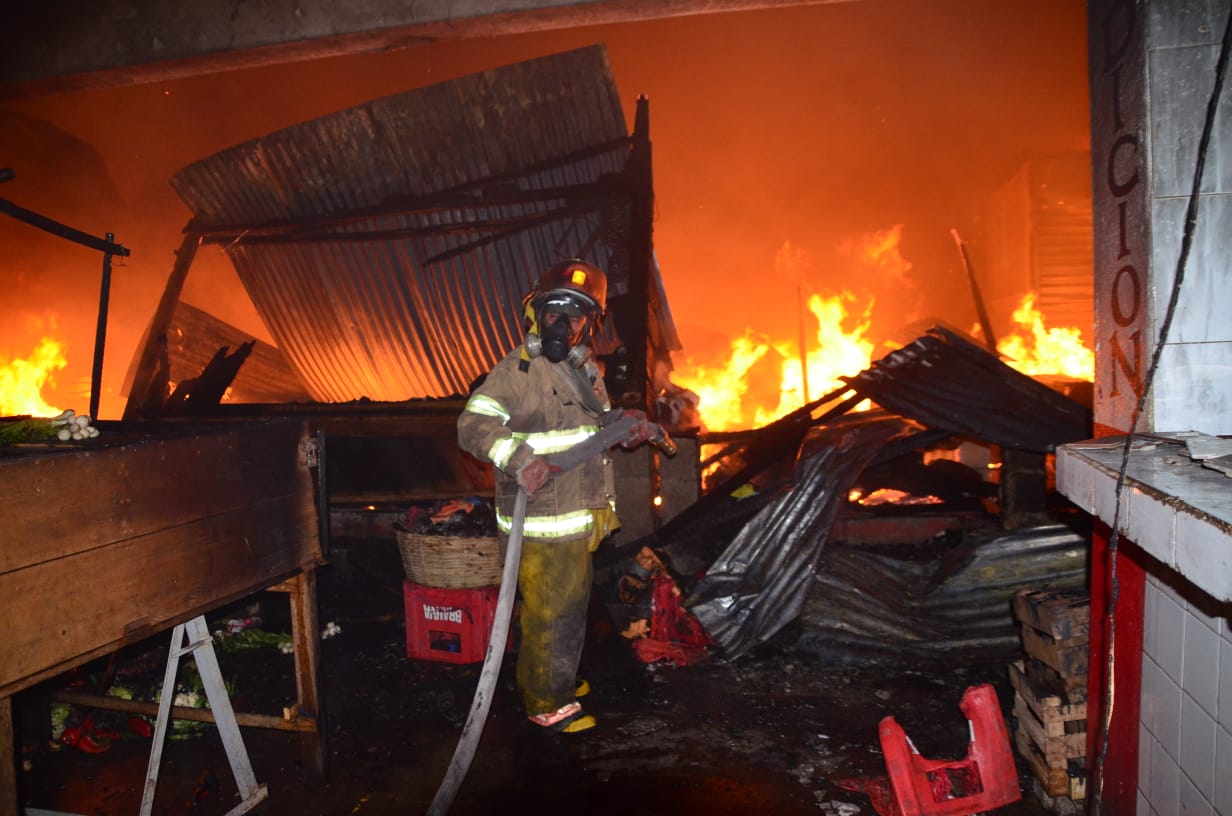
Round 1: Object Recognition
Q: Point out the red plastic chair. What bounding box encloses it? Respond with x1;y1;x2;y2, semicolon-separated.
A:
877;683;1021;816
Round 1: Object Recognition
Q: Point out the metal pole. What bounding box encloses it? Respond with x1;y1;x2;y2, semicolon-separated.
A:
90;233;115;420
950;228;997;354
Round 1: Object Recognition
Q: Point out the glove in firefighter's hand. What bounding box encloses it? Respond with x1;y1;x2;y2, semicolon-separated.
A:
515;455;553;496
619;410;656;450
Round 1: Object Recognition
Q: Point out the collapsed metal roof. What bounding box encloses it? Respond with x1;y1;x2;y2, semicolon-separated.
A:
144;45;679;407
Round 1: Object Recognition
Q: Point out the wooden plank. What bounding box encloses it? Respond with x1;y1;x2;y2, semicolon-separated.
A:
122;232;201;420
285;570;326;778
1013;588;1090;640
1021;624;1089;677
48;689;318;733
0;420;311;574
0;493;322;697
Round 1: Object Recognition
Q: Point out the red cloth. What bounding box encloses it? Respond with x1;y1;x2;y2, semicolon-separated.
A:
630;576;711;666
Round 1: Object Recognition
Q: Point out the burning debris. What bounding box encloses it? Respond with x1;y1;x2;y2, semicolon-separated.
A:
605;323;1093;664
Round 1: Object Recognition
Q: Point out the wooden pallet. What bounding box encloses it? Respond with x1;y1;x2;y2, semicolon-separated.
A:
1013;588;1090;641
1014;588;1090;682
1015;730;1087;801
1020;623;1090;678
1009;660;1087;799
1023;656;1088;703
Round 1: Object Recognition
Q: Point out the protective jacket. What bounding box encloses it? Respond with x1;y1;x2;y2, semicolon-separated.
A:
458;348;617;543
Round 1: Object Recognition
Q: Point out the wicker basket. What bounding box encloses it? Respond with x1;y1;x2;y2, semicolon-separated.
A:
394;525;504;588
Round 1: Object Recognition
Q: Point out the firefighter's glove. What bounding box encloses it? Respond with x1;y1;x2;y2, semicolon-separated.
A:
619;410;656;450
516;455;553;496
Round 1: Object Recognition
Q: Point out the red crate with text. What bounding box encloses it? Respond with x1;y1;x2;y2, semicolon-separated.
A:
403;580;510;664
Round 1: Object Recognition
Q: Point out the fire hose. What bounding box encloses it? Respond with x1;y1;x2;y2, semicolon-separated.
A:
426;411;676;816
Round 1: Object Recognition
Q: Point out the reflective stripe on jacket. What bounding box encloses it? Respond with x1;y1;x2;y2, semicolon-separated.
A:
458;348;617;542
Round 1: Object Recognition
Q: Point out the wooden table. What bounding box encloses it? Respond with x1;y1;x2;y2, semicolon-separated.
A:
0;418;327;815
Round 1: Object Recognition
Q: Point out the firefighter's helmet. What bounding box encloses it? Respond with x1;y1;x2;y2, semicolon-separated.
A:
523;259;608;366
533;259;607;315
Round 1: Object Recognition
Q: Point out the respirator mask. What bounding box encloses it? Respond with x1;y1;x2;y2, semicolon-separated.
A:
527;293;592;367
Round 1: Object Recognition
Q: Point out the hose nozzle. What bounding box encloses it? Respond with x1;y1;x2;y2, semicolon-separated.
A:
651;428;678;457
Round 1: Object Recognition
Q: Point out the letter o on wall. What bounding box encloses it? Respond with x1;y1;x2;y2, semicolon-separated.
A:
1108;133;1140;197
1112;264;1141;327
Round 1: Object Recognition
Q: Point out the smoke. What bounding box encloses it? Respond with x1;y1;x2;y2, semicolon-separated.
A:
0;0;1089;417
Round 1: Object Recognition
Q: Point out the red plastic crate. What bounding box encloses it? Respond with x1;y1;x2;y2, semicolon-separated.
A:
878;683;1021;815
403;580;509;664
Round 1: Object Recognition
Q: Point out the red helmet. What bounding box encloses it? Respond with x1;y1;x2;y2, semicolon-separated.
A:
532;259;607;316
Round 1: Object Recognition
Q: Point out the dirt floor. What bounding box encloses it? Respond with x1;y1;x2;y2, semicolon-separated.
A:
14;539;1068;816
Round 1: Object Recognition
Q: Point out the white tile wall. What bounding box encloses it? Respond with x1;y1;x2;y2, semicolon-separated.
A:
1140;575;1232;814
1105;0;1232;812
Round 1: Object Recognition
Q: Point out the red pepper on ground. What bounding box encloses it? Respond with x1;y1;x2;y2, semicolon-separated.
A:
74;733;112;754
59;714;93;747
127;716;154;738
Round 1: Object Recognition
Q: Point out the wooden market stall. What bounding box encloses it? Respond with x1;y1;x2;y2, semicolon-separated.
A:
0;418;327;815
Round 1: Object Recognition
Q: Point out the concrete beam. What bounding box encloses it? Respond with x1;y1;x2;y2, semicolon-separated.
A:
1;0;847;99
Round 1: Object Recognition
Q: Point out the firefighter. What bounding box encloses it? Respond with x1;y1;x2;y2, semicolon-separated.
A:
457;259;653;734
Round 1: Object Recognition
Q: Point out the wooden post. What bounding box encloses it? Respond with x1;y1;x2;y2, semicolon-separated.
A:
285;571;327;780
123;232;201;419
625;95;654;412
1;695;15;816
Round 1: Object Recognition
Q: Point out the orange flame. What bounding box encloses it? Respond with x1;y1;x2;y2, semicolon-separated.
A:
674;235;897;432
1;335;67;417
674;291;875;432
996;292;1094;380
763;291;875;424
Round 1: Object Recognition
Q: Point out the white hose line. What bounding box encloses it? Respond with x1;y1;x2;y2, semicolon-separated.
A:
426;487;527;816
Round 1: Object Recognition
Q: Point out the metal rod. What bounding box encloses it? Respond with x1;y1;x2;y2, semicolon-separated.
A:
950;228;997;354
0;196;130;257
90;234;115;419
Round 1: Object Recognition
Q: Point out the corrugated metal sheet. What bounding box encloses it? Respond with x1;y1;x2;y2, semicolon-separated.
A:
797;522;1088;667
169;45;678;403
1033;208;1094;333
686;414;919;660
843;325;1092;452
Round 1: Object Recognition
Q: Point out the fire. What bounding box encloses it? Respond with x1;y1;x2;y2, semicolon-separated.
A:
0;335;67;417
674;291;875;432
764;291;875;423
996;292;1094;380
674;235;893;432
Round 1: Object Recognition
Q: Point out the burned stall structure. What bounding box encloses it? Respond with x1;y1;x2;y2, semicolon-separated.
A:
0;420;327;816
121;45;687;547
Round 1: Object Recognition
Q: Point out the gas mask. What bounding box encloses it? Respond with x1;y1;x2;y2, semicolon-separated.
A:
525;293;594;367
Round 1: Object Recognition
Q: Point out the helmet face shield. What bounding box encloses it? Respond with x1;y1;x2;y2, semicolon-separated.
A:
539;292;592;318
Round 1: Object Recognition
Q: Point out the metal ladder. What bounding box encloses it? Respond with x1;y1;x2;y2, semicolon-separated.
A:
140;615;268;816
